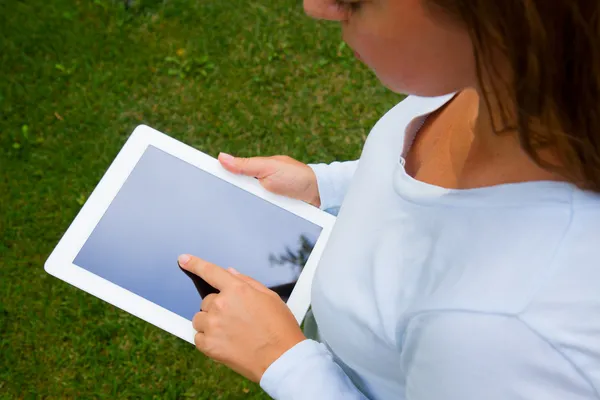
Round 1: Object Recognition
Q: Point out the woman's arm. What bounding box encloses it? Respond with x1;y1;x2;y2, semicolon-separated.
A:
308;160;359;213
262;312;592;400
260;339;368;399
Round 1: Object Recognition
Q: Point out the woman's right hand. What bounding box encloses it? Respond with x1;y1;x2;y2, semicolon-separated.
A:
218;153;321;208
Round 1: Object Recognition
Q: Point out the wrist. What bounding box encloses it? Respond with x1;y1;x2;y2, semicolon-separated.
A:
310;190;321;208
306;167;321;208
255;335;306;382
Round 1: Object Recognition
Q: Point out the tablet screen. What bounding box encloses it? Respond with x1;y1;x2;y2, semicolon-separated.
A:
74;145;323;321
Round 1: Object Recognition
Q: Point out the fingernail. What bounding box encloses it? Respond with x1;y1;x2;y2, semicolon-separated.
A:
219;152;235;164
228;267;240;275
178;254;191;266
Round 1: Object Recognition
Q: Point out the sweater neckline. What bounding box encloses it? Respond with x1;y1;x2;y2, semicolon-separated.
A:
393;96;577;208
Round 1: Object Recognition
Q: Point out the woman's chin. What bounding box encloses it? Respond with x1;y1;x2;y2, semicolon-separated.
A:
373;73;412;95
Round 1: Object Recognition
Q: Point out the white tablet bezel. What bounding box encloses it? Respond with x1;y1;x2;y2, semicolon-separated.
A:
45;124;335;345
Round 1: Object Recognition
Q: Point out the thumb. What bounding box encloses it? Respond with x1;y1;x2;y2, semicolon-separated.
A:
227;268;273;295
218;153;276;178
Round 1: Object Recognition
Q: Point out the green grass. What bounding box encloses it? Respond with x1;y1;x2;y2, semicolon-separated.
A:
0;0;401;397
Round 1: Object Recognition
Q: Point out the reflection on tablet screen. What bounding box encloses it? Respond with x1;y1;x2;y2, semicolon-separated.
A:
74;146;322;321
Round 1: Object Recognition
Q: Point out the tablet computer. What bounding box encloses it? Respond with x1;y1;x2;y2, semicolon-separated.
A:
45;125;335;345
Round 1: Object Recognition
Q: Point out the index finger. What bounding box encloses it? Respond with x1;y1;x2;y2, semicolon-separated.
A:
178;254;235;291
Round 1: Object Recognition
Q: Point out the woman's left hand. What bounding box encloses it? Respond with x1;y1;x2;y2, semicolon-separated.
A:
178;254;307;382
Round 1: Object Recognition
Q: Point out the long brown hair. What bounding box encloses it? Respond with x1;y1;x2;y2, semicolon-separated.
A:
430;0;600;191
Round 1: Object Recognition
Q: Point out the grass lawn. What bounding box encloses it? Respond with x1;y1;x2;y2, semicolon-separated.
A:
0;0;401;397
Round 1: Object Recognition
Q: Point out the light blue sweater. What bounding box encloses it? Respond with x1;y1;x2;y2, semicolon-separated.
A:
260;95;600;399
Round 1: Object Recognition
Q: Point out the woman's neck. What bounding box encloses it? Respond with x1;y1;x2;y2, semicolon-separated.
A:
454;89;566;189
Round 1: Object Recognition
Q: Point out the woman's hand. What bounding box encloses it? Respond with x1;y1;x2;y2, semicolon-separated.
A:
218;153;321;208
178;254;306;383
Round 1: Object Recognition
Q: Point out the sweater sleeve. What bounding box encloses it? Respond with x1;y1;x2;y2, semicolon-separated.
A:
260;339;368;400
308;160;359;213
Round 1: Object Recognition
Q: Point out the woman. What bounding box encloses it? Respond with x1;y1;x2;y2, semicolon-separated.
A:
177;0;600;398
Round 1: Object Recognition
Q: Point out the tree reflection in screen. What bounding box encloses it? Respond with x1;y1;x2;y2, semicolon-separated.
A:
267;234;316;301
